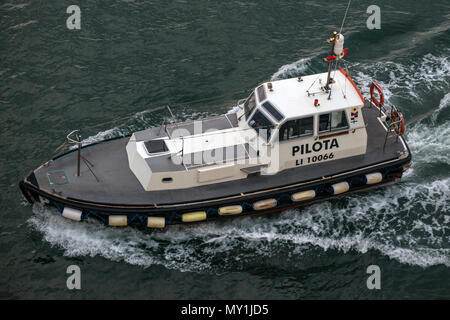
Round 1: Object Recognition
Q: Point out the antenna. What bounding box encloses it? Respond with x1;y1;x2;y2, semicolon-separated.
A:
339;0;352;34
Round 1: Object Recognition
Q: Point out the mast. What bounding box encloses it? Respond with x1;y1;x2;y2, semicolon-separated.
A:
325;0;351;91
324;30;338;91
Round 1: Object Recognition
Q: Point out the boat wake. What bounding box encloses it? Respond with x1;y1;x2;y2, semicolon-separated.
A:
28;52;450;273
27;168;450;271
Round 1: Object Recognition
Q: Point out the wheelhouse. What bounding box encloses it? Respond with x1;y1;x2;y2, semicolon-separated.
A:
240;71;363;148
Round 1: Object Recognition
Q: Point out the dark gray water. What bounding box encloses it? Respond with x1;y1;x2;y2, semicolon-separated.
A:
1;0;449;299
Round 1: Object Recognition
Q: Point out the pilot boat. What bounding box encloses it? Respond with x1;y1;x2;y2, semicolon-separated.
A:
19;31;411;228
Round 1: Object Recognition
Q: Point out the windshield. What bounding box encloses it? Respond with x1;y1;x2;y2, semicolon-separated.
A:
244;93;256;120
248;109;274;141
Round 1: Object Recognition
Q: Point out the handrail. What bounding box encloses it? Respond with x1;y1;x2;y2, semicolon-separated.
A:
66;130;81;145
365;98;404;150
66;130;82;176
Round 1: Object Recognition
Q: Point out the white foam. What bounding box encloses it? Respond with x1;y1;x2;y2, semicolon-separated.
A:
352;52;450;104
406;97;450;166
434;92;450;118
68;127;122;150
81;127;121;145
271;57;312;81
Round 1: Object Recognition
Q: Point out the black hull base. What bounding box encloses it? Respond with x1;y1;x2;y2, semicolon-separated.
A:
19;157;410;228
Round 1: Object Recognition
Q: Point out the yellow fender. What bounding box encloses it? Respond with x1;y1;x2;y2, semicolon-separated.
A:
147;217;165;228
253;199;277;211
108;215;127;226
291;190;316;202
182;211;207;222
219;205;243;216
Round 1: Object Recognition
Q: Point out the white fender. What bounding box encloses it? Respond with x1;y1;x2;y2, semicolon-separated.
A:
331;181;350;195
365;172;382;185
62;207;82;221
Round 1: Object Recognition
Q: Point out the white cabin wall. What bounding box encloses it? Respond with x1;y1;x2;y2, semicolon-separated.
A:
126;138;153;191
276;127;367;171
148;163;250;191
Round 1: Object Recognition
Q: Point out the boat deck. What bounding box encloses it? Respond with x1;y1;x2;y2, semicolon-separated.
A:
31;102;407;206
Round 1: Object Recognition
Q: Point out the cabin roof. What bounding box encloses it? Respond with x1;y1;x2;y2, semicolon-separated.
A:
258;70;364;122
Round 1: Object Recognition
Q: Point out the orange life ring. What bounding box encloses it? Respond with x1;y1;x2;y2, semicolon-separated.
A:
391;111;405;136
370;81;384;108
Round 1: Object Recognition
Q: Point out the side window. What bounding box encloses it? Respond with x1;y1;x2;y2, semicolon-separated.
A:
319;110;348;133
244;93;256;120
297;117;314;136
279;116;314;141
319;113;330;132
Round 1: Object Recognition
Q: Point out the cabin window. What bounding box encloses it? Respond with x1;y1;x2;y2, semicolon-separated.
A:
319;110;349;133
279;116;314;141
261;101;284;122
162;177;173;183
248;109;274;141
257;85;266;103
244;93;256;120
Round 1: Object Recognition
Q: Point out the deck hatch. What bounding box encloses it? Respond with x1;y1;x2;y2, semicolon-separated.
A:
144;139;168;154
47;170;71;186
